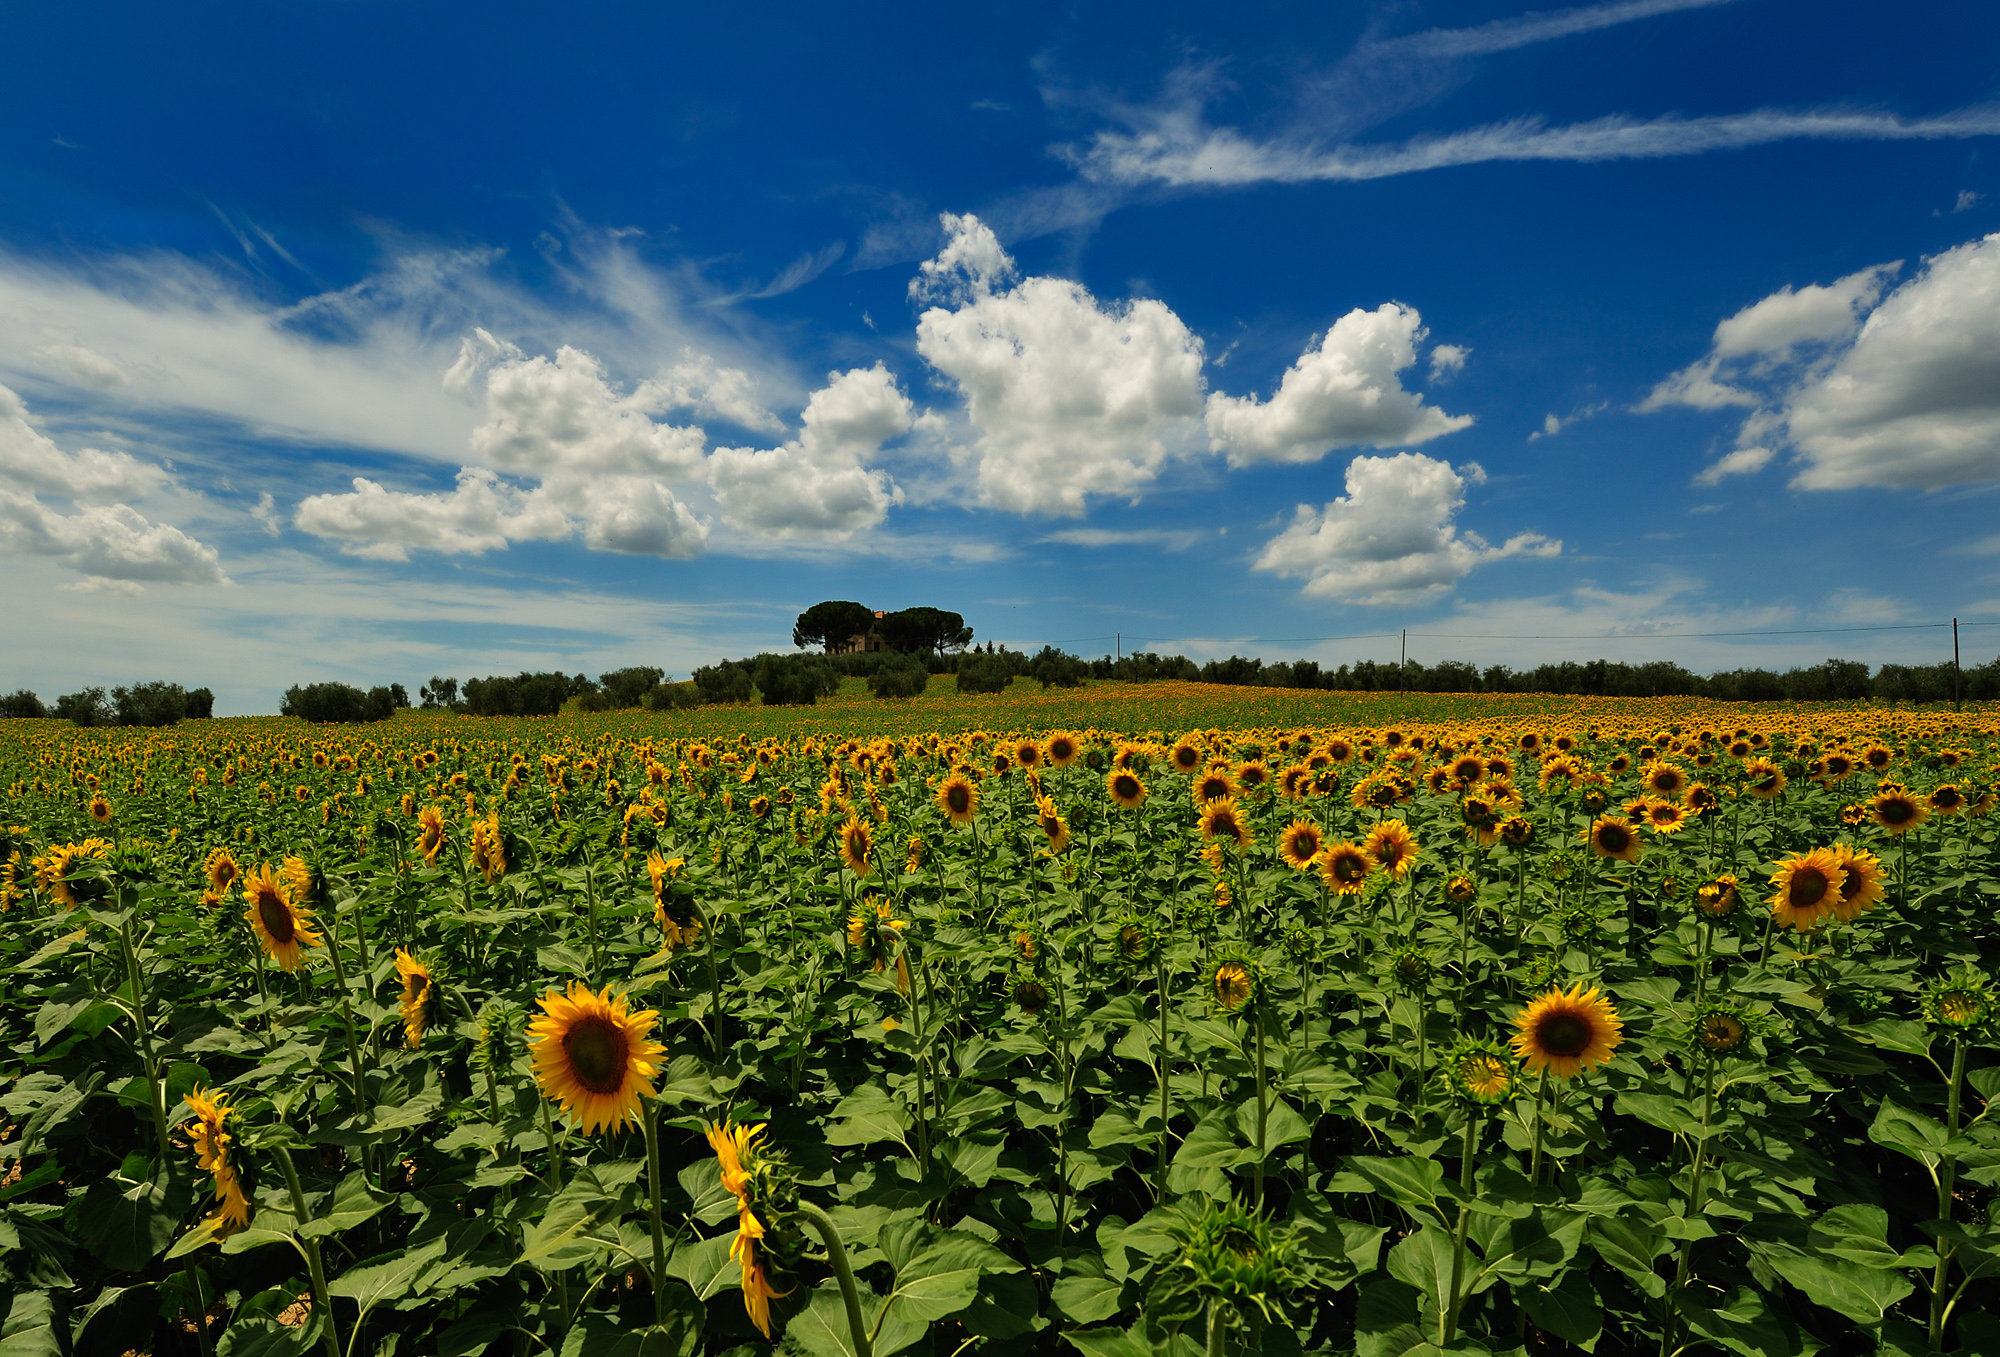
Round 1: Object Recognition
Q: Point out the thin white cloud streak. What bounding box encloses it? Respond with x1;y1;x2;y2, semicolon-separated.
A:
1358;0;1737;62
1068;105;2000;189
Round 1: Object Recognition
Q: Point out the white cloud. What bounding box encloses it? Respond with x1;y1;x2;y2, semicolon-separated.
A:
0;383;167;500
294;467;570;561
1644;234;2000;491
1254;452;1558;604
1527;400;1608;440
1692;445;1774;485
708;364;911;540
1428;344;1469;381
0;383;223;587
913;215;1206;515
1064;105;2000;191
460;337;708;479
650;349;783;433
1956;190;1984;213
32;343;128;389
1204;305;1472;465
1786;234;2000;489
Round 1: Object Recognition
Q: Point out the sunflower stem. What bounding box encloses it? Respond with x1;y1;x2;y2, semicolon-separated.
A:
1929;1036;1968;1351
1666;1055;1718;1353
641;1099;670;1326
1155;940;1172;1202
1205;1297;1228;1357
184;1258;216;1357
1442;1110;1479;1345
117;911;171;1157
1528;1068;1550;1187
1252;1000;1268;1211
272;1145;343;1357
796;1201;872;1357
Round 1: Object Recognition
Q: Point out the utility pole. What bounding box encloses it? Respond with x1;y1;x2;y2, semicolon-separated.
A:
1400;628;1407;694
1954;617;1962;710
1116;632;1121;662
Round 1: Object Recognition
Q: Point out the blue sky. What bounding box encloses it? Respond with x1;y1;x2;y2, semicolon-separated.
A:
3;0;1999;713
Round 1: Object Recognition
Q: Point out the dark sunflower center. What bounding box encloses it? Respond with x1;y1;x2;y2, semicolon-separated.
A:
257;892;296;944
947;786;969;814
1536;1012;1593;1057
1115;776;1139;798
1789;869;1829;906
563;1016;631;1095
409;973;429;1000
1599;827;1630;853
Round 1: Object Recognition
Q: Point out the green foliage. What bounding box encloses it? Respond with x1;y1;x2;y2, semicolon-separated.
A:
868;654;930;700
279;681;399;722
691;660;754;705
794;600;878;653
955;652;1013;694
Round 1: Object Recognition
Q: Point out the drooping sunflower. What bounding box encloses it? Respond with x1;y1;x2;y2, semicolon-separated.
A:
1586;816;1641;863
1362;819;1419;879
1828;844;1886;921
33;838;111;908
469;811;506;881
1106;769;1148;809
1510;983;1625;1078
416;805;447;864
181;1087;251;1236
1871;785;1927;834
1035;799;1072;853
936;774;979;825
1446;874;1477;905
1199;797;1253;850
393;949;437;1048
1318;840;1375;895
838;815;875;876
705;1121;796;1337
1695;874;1740;918
243;862;323;972
1278;820;1325;870
526;984;665;1134
1768;847;1847;932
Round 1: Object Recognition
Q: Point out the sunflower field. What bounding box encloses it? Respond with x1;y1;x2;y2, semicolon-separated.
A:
5;693;2000;1357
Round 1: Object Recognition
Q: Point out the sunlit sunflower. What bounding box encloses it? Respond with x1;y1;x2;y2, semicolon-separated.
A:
1278;820;1324;870
1446;874;1477;905
1510;983;1625;1078
202;846;241;904
1106;769;1148;809
1644;800;1688;834
243;862;323;972
705;1121;795;1337
87;795;112;823
393;949;437;1048
1871;786;1927;834
1828;844;1886;921
1695;874;1740;918
1199;797;1253;850
1193;768;1236;805
1587;816;1641;863
1928;784;1966;816
33;838;111;909
1768;848;1847;932
1035;799;1072;853
1449;754;1486;786
1169;741;1203;774
1318;840;1374;894
1444;1039;1518;1104
527;983;665;1134
1236;760;1270;792
936;774;978;825
1042;732;1079;768
839;815;875;875
1742;759;1786;800
416;804;447;864
469;811;506;881
1640;761;1687;799
1498;815;1535;848
1363;819;1419;879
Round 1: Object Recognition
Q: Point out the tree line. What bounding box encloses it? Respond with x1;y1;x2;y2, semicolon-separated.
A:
0;682;215;726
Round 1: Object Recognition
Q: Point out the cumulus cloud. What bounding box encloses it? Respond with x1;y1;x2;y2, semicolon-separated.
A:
707;364;910;540
1428;344;1469;381
913;215;1207;515
0;383;224;586
1205;305;1472;464
1645;235;2000;490
1254;452;1558;604
300;336;712;560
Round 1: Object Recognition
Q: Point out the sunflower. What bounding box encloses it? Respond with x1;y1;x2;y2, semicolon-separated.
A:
1236;760;1270;792
394;949;437;1048
32;839;111;908
1106;769;1148;809
416;805;447;864
1278;820;1324;870
1685;784;1719;817
243;863;323;972
1169;741;1203;774
1448;754;1487;786
1695;874;1740;918
1044;732;1080;768
1212;960;1257;1014
1690;1002;1753;1057
1644;800;1688;834
1193;768;1236;805
1768;848;1847;932
181;1087;251;1236
1446;874;1477;905
1112;914;1152;964
705;1121;795;1337
1640;761;1687;799
1443;1038;1518;1104
87;795;112;823
1928;784;1966;816
527;984;665;1134
1318;841;1375;894
1199;797;1253;850
1278;764;1313;800
936;774;978;825
1510;984;1625;1078
1828;844;1886;921
839;815;875;875
1498;815;1534;848
1385;945;1432;990
1742;759;1786;800
1862;744;1894;772
1586;816;1641;863
1923;970;1996;1032
1871;786;1927;834
1363;819;1419;879
202;846;241;904
469;811;506;881
1035;799;1072;853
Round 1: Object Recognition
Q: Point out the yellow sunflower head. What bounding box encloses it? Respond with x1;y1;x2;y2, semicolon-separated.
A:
1871;788;1927;834
1442;1039;1519;1105
1510;983;1624;1078
1690;1001;1756;1057
203;846;241;900
1586;816;1641;863
1198;797;1253;851
1106;769;1148;809
526;984;665;1134
394;949;437;1049
1922;969;1996;1033
416;805;447;863
1828;844;1886;921
838;814;875;876
702;1121;799;1337
1277;820;1324;870
1695;873;1741;917
936;774;979;825
1212;958;1258;1014
1362;820;1418;879
243;862;323;972
1767;847;1846;932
